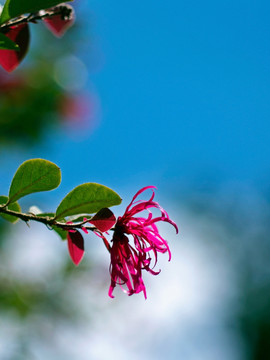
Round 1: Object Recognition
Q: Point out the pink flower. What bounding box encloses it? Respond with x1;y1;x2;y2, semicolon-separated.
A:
107;186;178;299
0;24;30;72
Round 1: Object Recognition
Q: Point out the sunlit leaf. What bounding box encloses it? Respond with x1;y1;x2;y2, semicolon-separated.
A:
0;0;73;24
9;158;61;203
0;195;21;223
55;183;121;220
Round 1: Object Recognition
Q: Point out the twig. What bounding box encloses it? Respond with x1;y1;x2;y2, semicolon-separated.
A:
0;5;72;32
0;206;100;233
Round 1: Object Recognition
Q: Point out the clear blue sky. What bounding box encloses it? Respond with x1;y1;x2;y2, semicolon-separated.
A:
2;0;270;197
68;0;270;190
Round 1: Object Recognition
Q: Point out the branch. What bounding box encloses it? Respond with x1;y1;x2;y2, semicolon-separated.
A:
0;6;72;31
0;206;99;233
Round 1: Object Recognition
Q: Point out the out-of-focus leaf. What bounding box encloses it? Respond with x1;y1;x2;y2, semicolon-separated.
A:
36;213;67;240
52;225;67;240
0;0;73;24
9;158;61;203
0;32;19;50
0;195;21;223
55;183;122;220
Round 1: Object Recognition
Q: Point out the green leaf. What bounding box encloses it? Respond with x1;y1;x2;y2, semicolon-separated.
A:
36;212;67;240
36;212;55;219
52;226;67;240
0;32;19;50
0;0;73;25
55;183;122;220
8;159;61;204
0;195;21;223
66;214;91;223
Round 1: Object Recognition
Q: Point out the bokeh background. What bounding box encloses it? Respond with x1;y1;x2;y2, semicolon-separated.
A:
0;0;270;359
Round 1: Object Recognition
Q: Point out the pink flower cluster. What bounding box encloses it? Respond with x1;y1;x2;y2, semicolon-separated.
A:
107;186;178;299
66;186;178;299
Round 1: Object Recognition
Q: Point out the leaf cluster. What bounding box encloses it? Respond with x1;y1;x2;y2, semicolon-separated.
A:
0;159;122;241
0;0;75;72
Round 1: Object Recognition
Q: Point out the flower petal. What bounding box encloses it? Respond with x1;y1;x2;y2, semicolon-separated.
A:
89;208;116;232
106;186;177;298
43;5;75;38
0;24;30;72
67;230;84;266
125;186;156;213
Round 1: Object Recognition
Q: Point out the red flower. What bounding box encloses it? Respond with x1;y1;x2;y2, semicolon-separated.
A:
0;24;30;72
107;186;178;299
42;4;75;38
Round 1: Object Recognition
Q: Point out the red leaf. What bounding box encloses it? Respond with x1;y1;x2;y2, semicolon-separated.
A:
67;231;84;266
43;14;74;38
0;24;30;72
89;208;116;232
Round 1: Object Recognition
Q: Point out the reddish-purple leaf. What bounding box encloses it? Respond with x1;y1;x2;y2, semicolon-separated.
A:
43;14;74;38
0;23;30;72
67;230;84;266
89;208;116;232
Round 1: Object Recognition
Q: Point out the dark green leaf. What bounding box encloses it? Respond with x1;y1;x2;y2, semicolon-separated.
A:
0;32;19;50
36;212;55;218
0;195;21;223
55;183;122;220
0;0;73;24
52;226;67;240
66;214;91;223
36;212;67;239
8;158;61;203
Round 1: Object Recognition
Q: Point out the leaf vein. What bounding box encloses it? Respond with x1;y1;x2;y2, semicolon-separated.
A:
10;169;55;202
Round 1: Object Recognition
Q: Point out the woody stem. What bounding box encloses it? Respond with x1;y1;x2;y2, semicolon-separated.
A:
0;206;97;232
0;8;67;31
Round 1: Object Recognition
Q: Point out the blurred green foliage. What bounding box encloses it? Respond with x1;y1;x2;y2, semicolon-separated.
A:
0;65;67;145
0;10;96;358
0;8;87;147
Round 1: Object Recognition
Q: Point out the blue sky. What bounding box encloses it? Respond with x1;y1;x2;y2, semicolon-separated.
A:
2;0;270;198
63;0;270;191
